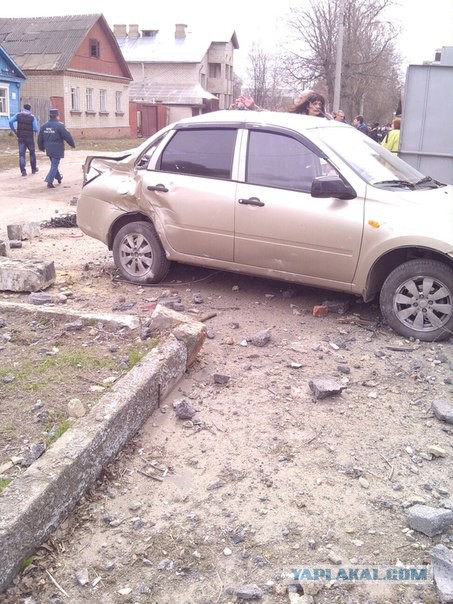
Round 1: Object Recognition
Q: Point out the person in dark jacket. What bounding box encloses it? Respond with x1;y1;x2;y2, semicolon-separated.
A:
38;108;75;188
353;115;369;136
9;103;39;176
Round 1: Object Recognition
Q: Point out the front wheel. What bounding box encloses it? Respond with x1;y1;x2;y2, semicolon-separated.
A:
379;259;453;341
112;221;170;284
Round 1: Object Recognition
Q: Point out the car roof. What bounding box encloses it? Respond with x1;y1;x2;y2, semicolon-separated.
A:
174;109;346;132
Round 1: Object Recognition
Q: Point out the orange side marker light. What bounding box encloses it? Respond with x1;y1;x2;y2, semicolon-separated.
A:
368;220;380;228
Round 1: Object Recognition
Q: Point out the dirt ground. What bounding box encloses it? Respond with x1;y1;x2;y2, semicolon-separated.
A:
0;151;453;604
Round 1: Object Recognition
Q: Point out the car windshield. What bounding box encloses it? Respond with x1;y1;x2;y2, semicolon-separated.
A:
315;126;429;188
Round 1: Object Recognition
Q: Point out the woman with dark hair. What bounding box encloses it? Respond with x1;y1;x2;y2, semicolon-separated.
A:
289;91;327;117
234;90;329;118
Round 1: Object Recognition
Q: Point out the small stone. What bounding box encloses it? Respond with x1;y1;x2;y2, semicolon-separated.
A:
223;547;232;556
358;477;370;489
427;445;447;458
65;320;84;331
309;374;347;400
75;568;90;586
432;399;453;424
174;399;196;419
68;398;86;418
328;551;342;564
250;329;271;347
234;583;263;600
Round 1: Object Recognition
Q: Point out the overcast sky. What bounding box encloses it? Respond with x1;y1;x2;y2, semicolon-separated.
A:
2;0;453;78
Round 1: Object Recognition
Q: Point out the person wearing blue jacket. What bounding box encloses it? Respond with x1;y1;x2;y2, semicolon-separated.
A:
9;103;39;176
38;108;75;188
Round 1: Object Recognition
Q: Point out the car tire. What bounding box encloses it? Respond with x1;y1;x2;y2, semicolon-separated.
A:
112;221;170;284
380;259;453;341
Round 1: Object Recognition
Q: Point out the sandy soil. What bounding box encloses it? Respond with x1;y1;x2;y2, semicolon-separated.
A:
0;151;452;604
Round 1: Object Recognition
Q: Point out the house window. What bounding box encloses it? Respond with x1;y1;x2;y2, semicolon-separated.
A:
86;88;94;111
100;89;107;112
0;86;8;114
71;86;80;111
209;63;221;78
90;39;100;58
115;91;123;113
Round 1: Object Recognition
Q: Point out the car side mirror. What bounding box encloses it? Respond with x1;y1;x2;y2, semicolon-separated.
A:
311;175;356;200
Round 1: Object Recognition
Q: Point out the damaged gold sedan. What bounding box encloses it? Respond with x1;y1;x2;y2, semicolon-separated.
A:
77;110;453;341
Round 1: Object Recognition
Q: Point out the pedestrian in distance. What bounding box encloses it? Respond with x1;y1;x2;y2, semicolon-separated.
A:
368;122;381;142
9;103;39;176
353;115;369;135
333;109;347;122
381;116;401;153
38;108;75;189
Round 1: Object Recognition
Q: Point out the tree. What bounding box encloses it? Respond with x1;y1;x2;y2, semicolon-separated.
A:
283;0;402;123
244;44;294;111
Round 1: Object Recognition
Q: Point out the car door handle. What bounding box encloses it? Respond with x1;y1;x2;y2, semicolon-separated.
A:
238;197;265;207
147;184;169;193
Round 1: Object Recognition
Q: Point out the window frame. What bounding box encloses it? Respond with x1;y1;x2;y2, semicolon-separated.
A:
85;87;94;112
70;86;80;111
115;90;123;113
99;89;107;113
89;39;100;58
0;85;9;115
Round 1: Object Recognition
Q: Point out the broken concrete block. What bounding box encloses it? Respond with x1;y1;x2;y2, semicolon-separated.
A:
6;225;23;240
28;292;54;305
0;258;56;292
431;544;453;603
0;241;7;257
172;320;207;367
21;222;41;240
9;240;22;249
406;504;453;537
308;375;347;400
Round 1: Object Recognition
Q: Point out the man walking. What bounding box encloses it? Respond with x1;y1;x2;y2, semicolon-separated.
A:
9;103;39;176
38;108;75;189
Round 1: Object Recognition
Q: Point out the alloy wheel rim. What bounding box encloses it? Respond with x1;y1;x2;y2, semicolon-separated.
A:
119;233;153;276
393;275;453;333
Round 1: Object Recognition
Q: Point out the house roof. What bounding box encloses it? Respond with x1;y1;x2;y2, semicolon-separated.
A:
129;81;217;105
116;25;239;64
0;44;26;80
0;14;131;78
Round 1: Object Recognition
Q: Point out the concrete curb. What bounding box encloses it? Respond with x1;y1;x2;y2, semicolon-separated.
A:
0;304;207;592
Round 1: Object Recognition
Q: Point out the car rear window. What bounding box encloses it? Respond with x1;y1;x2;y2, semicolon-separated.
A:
159;129;237;179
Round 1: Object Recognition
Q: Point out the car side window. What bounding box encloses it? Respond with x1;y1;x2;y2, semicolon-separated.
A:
246;130;322;192
158;129;237;179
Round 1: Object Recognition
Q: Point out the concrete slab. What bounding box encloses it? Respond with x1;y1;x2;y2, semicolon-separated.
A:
0;304;207;592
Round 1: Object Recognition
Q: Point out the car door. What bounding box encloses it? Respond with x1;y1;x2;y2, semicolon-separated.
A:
234;128;365;286
139;127;238;262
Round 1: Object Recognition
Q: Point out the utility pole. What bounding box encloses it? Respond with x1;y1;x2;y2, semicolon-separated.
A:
333;0;345;111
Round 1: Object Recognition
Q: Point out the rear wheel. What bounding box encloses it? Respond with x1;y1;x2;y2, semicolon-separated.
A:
379;259;453;341
112;221;170;284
